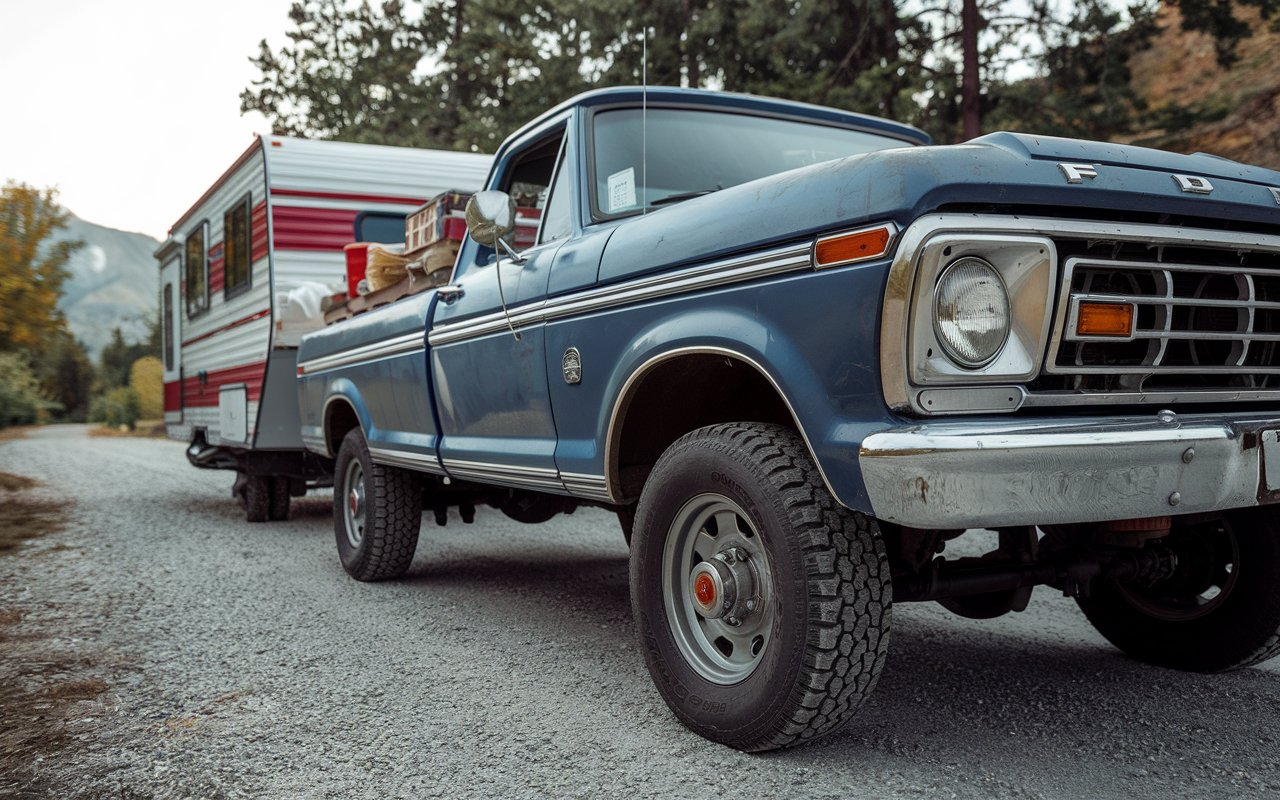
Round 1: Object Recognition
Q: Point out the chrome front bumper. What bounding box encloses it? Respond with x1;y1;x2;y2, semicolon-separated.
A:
858;411;1280;529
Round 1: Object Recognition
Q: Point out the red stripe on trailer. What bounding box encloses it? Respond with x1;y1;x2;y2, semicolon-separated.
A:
164;380;181;413
209;256;225;293
182;308;270;347
181;362;266;408
251;200;268;262
270;187;425;206
271;205;360;252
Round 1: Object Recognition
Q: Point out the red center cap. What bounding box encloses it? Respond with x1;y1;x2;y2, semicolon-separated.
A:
694;572;717;608
349;491;359;515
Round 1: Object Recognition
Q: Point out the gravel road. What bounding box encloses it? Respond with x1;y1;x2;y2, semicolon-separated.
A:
2;425;1279;799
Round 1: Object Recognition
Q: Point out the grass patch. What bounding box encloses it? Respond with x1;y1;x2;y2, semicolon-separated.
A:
0;473;67;556
0;426;31;442
88;419;167;439
0;472;37;492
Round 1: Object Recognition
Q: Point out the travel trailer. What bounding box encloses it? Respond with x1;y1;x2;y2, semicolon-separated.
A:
154;135;491;520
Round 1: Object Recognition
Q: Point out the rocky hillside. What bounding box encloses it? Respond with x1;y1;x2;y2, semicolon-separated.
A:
1126;4;1280;171
53;218;160;358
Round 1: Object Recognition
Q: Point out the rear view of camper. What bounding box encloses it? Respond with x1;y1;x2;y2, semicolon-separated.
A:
154;136;491;520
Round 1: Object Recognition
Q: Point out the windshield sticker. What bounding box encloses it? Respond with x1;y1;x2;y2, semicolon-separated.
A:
607;167;636;212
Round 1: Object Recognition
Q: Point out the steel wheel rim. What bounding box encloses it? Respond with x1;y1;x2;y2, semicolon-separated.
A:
343;459;366;549
661;493;774;685
1116;518;1240;622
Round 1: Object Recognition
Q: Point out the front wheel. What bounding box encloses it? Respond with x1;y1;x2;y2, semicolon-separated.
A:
333;428;422;581
1077;508;1280;672
630;423;891;751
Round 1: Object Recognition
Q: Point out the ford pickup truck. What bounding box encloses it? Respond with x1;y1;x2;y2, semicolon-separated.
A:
296;86;1280;751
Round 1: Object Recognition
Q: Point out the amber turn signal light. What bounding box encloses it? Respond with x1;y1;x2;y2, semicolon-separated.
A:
1077;301;1135;337
813;224;895;269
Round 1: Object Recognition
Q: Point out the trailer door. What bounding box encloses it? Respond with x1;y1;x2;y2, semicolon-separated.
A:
160;255;182;423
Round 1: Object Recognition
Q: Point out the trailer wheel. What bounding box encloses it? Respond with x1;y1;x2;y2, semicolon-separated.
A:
240;473;269;523
630;422;891;751
268;478;291;521
1077;508;1280;672
333;428;421;581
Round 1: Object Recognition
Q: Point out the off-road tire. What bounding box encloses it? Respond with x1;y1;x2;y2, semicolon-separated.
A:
630;422;891;751
333;428;421;581
1077;507;1280;672
268;477;291;521
243;474;269;523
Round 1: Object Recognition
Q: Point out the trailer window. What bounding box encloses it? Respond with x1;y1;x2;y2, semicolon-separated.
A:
223;197;252;297
184;224;208;317
355;211;406;244
163;284;174;370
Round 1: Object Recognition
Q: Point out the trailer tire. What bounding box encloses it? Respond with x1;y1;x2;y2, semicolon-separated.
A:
1077;508;1280;672
268;478;291;521
333;428;421;581
241;474;269;523
630;422;891;751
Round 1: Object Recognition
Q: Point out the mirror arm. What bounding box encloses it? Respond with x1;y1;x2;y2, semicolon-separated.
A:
495;236;526;265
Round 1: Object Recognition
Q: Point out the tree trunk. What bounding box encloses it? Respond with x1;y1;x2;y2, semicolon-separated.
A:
961;0;981;140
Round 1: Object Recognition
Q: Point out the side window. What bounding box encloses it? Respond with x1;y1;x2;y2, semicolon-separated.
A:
163;284;174;370
184;224;208;318
223;197;252;297
538;143;572;245
500;129;565;252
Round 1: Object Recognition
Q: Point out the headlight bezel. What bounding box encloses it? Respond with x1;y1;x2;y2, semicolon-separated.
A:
901;232;1057;401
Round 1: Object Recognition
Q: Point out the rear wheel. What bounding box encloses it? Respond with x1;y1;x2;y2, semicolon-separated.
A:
1077;508;1280;672
630;422;891;751
333;428;421;581
268;477;291;521
239;473;269;523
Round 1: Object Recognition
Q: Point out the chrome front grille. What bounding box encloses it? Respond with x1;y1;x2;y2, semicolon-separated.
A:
1038;245;1280;397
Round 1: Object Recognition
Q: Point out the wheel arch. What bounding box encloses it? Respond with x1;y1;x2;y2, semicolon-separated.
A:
321;384;369;458
604;345;839;505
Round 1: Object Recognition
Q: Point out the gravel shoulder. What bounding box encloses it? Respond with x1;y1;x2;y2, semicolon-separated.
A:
1;424;1278;799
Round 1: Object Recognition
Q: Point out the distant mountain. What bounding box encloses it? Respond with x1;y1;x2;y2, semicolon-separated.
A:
52;217;160;358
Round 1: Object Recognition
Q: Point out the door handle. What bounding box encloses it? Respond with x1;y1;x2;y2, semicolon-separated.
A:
438;285;465;304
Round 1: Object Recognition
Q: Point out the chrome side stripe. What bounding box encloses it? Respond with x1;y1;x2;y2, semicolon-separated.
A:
560;471;611;502
297;331;424;375
429;242;813;346
441;458;565;491
368;446;447;475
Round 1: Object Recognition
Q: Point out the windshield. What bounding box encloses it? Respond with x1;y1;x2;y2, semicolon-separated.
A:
591;107;911;218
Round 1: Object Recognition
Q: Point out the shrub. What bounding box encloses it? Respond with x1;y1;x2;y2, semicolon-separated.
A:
129;356;163;419
89;386;142;430
0;353;43;427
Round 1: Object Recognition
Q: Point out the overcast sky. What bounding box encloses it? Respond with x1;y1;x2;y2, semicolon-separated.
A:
0;0;296;241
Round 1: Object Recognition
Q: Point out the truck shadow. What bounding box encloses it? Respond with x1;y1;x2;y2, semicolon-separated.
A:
402;545;1280;778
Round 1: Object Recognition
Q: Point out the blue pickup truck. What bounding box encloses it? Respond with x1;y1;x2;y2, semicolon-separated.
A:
296;86;1280;751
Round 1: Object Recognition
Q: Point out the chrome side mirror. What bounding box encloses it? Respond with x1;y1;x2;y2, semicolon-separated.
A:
465;190;516;248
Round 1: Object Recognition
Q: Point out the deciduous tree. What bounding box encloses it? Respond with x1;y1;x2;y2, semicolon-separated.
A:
0;182;81;357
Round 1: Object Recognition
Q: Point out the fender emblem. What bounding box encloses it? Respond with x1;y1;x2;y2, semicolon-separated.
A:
1173;174;1214;194
1269;187;1280;205
1058;163;1098;184
562;347;582;385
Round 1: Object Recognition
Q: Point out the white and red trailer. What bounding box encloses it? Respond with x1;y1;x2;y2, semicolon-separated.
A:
155;135;490;519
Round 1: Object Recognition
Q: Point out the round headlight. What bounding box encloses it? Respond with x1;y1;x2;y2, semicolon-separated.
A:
933;257;1010;368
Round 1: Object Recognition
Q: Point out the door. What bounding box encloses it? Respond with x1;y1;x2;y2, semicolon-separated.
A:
429;124;569;491
160;255;182;423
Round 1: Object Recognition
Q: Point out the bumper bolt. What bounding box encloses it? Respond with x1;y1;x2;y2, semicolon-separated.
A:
1182;448;1195;464
1169;491;1182;507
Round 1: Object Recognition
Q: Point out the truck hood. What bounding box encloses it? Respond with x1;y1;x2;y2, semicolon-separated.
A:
598;132;1280;285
